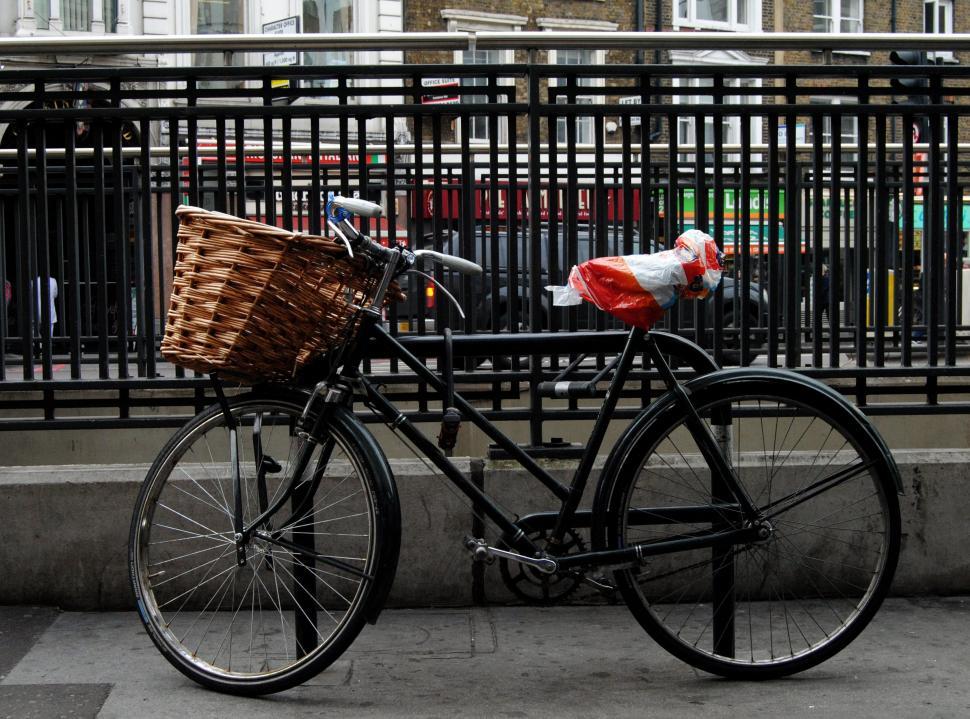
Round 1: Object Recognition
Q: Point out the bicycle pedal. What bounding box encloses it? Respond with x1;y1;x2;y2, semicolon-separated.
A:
463;536;494;564
463;536;557;573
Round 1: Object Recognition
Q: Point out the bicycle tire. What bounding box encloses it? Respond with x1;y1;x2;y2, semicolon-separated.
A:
129;388;400;695
597;370;901;679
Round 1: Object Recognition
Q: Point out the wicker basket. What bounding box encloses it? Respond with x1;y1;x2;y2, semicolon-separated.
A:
161;205;400;384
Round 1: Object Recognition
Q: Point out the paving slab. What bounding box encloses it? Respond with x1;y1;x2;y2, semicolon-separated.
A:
1;599;968;718
0;684;111;719
0;607;60;681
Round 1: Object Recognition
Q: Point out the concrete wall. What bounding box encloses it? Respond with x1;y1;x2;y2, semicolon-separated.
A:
1;449;968;610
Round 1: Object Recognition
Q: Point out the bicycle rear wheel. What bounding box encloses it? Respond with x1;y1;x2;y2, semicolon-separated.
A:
129;389;400;695
601;373;900;678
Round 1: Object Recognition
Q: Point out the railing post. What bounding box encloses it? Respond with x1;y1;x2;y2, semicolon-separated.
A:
527;52;543;448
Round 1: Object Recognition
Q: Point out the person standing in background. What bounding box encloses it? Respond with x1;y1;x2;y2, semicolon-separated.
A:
34;275;58;341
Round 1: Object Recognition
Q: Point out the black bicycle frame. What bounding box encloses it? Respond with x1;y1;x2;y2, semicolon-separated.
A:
318;316;762;569
226;292;764;572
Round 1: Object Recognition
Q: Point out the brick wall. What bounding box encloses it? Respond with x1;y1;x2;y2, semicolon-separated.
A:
403;0;968;148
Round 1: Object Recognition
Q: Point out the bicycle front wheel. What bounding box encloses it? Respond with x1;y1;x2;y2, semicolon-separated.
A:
129;389;400;695
602;373;900;678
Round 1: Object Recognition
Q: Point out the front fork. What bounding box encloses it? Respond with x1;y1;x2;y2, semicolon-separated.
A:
212;369;354;568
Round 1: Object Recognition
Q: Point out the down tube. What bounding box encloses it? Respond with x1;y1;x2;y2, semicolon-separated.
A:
368;325;570;502
358;376;540;555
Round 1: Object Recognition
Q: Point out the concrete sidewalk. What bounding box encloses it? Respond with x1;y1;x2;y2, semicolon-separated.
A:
1;598;968;719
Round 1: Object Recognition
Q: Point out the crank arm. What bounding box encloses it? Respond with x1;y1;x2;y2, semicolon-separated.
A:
464;537;558;574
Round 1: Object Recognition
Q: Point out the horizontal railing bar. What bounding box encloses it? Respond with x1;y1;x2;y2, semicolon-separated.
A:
0;141;963;161
0;62;968;85
476;31;970;51
3;400;970;432
5;364;970;394
0;103;961;125
0;32;967;56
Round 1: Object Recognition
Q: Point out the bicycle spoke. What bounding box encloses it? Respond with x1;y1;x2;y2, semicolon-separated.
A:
612;386;897;676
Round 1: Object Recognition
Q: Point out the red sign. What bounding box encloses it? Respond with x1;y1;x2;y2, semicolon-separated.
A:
415;183;641;223
188;141;383;166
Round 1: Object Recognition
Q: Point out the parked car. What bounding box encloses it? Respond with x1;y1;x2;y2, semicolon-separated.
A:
396;225;767;363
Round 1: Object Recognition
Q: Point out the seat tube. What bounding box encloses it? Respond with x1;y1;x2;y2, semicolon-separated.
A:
551;327;645;542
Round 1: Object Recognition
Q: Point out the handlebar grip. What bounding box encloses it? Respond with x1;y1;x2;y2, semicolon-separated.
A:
331;195;384;219
414;249;482;276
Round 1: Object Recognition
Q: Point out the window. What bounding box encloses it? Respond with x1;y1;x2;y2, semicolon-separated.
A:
35;0;50;29
675;0;759;31
813;0;863;33
540;19;613;147
443;10;523;145
34;0;119;32
670;51;766;168
192;0;246;88
552;49;603;147
675;77;762;166
925;0;954;63
303;0;354;87
103;0;117;32
811;98;859;164
461;49;504;143
925;0;953;32
62;0;92;30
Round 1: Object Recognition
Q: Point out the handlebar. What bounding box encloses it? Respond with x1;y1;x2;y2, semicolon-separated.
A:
326;193;482;276
413;249;482;276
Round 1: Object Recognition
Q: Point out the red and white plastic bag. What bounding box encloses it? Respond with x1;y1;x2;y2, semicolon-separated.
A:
546;229;723;330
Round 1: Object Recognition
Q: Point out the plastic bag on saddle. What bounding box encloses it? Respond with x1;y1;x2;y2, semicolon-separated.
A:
546;229;723;330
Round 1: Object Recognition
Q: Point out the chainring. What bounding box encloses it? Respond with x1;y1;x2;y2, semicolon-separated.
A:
498;527;587;606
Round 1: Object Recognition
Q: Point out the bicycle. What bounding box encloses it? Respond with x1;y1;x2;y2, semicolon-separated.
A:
129;195;902;695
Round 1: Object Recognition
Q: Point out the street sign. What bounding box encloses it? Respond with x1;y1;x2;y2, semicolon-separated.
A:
421;77;460;105
262;16;300;68
618;96;641;126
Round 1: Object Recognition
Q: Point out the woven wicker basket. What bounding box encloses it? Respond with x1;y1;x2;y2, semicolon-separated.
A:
161;205;399;384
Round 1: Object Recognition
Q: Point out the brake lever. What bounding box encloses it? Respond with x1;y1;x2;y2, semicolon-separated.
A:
326;218;354;258
408;269;466;320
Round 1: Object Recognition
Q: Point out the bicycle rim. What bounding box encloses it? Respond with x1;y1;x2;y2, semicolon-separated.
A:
130;395;379;692
610;387;899;677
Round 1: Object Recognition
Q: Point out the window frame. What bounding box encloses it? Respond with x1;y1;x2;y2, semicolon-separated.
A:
191;0;247;88
459;47;511;144
444;9;524;145
303;0;357;89
925;0;955;63
810;96;860;166
540;18;615;147
31;0;124;34
669;50;766;169
674;0;762;32
812;0;864;34
548;47;608;148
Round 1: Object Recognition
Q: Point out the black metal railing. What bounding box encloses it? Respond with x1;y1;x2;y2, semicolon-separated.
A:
1;35;970;434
